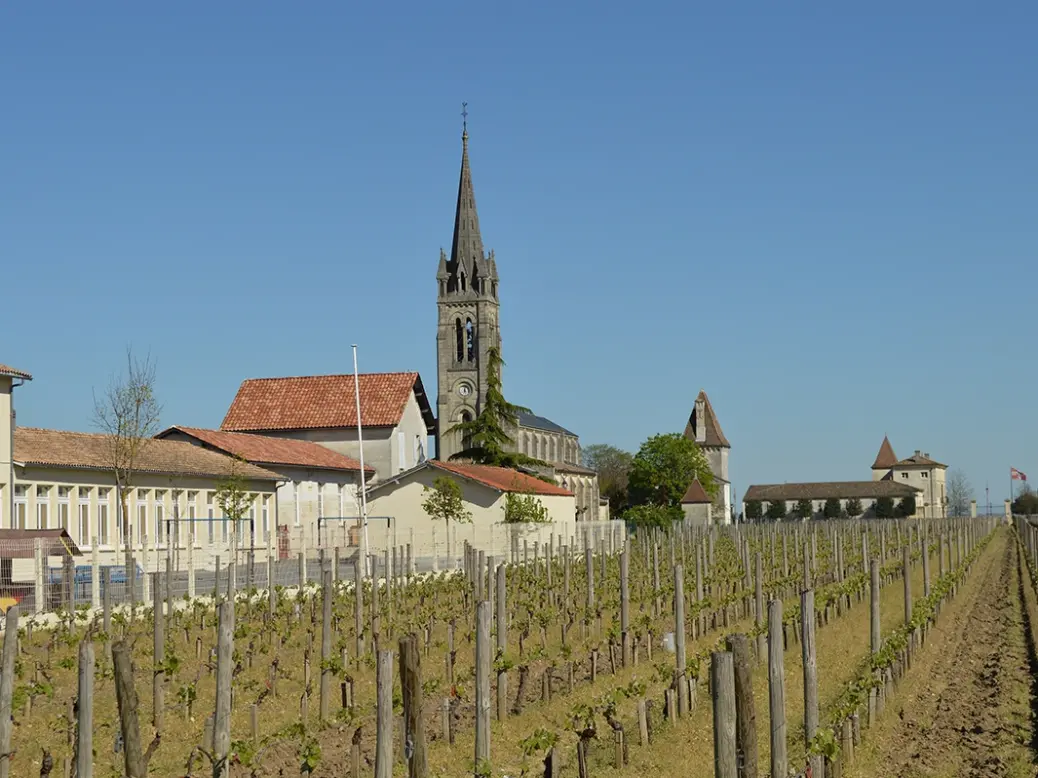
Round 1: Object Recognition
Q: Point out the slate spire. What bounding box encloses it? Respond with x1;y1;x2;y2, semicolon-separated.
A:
448;128;486;283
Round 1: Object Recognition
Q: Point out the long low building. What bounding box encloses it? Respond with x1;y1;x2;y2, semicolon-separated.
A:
743;480;921;519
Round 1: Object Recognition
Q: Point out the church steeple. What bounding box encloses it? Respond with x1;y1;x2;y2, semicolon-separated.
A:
435;108;502;460
443;122;496;298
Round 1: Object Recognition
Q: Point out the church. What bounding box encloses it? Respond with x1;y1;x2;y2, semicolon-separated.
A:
434;124;604;520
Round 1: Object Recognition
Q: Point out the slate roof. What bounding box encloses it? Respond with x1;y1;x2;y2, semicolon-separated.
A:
156;426;372;474
0;364;32;380
871;436;898;469
553;461;598;476
221;372;435;432
517;412;575;437
680;479;712;504
743;481;921;503
14;427;279;481
683;390;730;448
368;460;573;497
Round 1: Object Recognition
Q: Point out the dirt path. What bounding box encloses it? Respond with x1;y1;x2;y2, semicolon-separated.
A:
849;529;1038;778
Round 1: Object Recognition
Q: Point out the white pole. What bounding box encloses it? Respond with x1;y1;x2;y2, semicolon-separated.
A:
352;344;370;577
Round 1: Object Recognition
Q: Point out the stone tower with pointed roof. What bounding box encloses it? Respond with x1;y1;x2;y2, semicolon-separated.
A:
683;390;732;522
870;436;898;480
435;127;502;460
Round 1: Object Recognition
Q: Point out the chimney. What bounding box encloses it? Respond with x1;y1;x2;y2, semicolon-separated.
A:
694;395;706;444
914;450;921;456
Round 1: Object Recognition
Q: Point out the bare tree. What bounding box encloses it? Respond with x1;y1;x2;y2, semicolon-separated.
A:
946;468;973;517
93;348;162;604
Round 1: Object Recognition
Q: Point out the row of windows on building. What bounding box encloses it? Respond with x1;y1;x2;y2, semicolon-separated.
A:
519;432;579;465
2;484;271;549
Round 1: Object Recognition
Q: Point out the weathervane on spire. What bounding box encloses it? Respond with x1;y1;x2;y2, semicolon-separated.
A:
461;102;468;135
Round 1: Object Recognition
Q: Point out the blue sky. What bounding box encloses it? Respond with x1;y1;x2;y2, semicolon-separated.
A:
3;3;1036;505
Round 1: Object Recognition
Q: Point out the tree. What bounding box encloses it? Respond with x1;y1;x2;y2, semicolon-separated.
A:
627;433;715;509
946;469;973;517
765;501;787;521
745;500;763;521
622;504;683;530
582;444;633;515
422;476;473;562
503;492;551;524
1012;484;1038;515
845;498;863;518
92;348;161;592
823;498;842;519
874;497;895;519
793;498;813;520
215;456;253;561
446;347;542;469
896;496;917;518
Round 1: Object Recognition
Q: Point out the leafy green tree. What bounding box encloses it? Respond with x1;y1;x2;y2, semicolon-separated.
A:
823;498;842;519
422;476;473;529
623;504;683;530
503;491;551;523
627;433;715;509
765;501;787;521
874;497;895;519
845;498;863;518
215;456;254;552
745;500;763;521
1012;484;1038;515
582;444;634;515
793;498;813;520
447;347;542;469
896;495;917;518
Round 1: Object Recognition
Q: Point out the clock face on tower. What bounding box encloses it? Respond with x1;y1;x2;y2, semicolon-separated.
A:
457;384;472;397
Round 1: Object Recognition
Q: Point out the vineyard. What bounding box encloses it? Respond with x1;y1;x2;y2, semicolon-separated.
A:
0;515;1030;778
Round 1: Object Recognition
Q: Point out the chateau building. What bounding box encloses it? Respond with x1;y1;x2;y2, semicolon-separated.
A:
683;390;732;522
742;436;946;519
434;127;604;520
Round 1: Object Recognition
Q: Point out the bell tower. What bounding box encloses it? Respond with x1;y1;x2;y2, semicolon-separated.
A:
435;118;501;460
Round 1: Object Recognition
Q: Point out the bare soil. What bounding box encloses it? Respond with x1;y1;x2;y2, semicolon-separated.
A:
849;529;1038;778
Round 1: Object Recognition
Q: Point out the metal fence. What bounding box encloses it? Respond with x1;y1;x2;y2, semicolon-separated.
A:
0;518;624;622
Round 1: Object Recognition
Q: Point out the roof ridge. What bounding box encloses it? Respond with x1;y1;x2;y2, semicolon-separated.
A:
240;370;419;383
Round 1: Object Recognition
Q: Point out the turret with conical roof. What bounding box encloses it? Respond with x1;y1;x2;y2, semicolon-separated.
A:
871;436;898;480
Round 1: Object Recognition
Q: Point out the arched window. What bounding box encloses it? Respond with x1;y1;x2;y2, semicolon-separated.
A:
459;410;473;451
548;437;556;462
465;319;475;361
455;319;464;363
460;272;467;292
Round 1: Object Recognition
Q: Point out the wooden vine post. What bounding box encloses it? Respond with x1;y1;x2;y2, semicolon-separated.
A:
152;575;165;734
76;639;95;778
375;650;394;778
399;634;427;778
113;641;159;778
673;565;688;717
754;552;765;661
354;558;365;660
767;600;786;778
711;651;737;778
801;589;821;778
214;600;234;778
0;606;18;778
320;559;334;721
496;564;508;720
870;559;881;654
727;633;758;778
475;600;492;773
620;548;631;666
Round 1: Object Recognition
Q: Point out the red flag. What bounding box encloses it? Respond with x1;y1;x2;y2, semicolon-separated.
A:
1011;467;1027;481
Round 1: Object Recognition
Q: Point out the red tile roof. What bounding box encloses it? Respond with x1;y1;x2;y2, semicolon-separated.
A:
432;461;573;496
680;478;712;504
895;452;947;468
0;364;32;380
871;436;898;469
221;372;434;432
157;426;373;473
15;427;279;481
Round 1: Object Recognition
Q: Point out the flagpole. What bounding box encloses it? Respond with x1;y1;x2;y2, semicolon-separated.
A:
353;344;370;578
